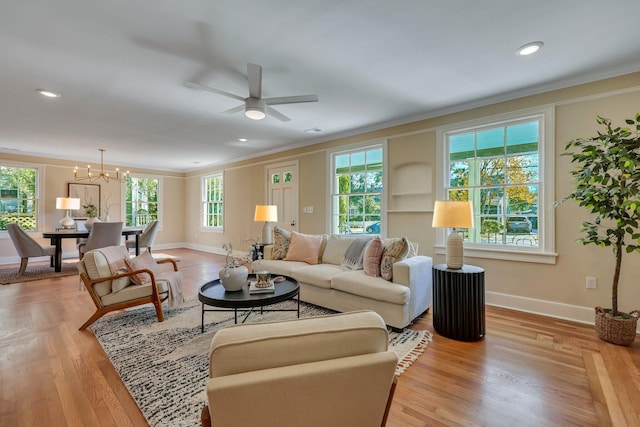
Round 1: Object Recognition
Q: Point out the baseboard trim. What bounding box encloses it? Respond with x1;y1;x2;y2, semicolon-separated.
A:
486;291;640;333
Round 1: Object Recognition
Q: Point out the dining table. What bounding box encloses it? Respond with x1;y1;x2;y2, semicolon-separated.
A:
42;227;143;272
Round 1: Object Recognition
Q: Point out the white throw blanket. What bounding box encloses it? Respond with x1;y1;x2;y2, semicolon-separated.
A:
157;270;184;309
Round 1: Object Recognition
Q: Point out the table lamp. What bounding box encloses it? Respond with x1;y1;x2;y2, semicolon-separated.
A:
432;200;474;269
254;205;278;244
56;197;81;229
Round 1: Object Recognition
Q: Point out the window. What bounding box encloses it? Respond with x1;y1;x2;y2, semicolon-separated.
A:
436;107;555;263
125;176;159;227
329;144;384;235
202;173;223;229
0;165;38;231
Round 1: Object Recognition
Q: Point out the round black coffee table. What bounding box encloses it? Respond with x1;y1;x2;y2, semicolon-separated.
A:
198;274;300;332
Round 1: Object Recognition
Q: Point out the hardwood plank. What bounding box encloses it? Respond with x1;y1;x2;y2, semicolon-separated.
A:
1;248;639;427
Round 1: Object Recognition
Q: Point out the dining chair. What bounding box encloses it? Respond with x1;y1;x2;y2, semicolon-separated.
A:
126;220;159;254
6;223;56;274
78;222;124;259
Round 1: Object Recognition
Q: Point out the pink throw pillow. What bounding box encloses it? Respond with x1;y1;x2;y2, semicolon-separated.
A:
125;251;160;285
284;231;324;265
363;237;384;277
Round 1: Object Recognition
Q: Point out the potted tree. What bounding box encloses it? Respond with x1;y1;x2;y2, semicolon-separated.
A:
559;113;640;345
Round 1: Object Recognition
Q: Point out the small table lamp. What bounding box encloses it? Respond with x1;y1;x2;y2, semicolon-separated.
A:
254;205;278;244
432;200;474;269
56;197;81;229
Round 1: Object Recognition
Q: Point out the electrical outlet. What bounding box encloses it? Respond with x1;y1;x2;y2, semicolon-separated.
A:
586;276;597;289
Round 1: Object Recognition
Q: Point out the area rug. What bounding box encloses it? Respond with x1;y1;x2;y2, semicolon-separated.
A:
91;299;432;427
0;260;78;284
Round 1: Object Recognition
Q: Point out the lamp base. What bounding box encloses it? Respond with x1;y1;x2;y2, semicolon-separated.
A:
58;211;75;229
261;222;273;245
446;229;464;269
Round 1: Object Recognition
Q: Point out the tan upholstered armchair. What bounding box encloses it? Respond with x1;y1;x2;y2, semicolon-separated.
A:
77;246;181;330
6;223;55;274
201;310;398;427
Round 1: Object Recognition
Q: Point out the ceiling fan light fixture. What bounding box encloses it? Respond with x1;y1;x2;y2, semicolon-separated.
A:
244;98;267;120
516;41;544;56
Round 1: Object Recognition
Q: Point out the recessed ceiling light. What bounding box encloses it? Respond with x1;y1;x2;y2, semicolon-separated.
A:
304;128;322;134
238;138;247;142
36;89;61;98
516;41;544;56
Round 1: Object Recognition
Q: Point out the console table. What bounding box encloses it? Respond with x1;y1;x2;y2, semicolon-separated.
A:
432;264;485;341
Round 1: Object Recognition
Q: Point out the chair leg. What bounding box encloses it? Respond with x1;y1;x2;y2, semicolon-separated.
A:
19;258;28;275
79;309;108;330
152;298;165;323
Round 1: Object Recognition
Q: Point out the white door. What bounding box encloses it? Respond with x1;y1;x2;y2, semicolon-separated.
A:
267;162;299;232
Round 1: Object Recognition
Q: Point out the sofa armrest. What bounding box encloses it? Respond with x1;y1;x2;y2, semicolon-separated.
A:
392;255;433;320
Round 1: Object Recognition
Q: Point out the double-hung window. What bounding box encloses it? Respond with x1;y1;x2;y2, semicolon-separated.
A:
436;107;555;263
202;173;223;229
0;165;39;231
329;143;384;235
125;176;159;227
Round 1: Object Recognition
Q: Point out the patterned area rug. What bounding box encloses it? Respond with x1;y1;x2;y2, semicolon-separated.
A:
0;260;78;284
91;299;432;427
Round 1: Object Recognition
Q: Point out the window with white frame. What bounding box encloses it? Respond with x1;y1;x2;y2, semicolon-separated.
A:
0;165;39;231
329;144;383;235
436;107;555;263
125;176;159;227
202;173;223;229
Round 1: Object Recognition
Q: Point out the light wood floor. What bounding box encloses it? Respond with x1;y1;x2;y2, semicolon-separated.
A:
1;248;638;426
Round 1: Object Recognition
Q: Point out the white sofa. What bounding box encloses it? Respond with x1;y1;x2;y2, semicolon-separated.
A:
255;233;432;329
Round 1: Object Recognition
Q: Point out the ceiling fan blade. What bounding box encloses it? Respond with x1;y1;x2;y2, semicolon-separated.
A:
221;104;245;115
264;94;318;106
184;81;245;102
247;63;262;99
267;106;291;122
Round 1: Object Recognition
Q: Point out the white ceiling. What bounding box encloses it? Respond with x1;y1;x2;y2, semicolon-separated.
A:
1;0;640;172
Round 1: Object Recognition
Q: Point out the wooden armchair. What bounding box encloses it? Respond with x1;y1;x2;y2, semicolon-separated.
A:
77;246;181;330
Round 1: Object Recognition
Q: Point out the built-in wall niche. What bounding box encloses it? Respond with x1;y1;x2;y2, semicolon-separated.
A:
389;162;432;212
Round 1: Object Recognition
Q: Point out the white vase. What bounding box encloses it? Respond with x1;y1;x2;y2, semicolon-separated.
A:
85;216;101;232
219;265;249;292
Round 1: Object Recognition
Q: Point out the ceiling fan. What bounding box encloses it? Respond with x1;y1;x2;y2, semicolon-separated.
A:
185;63;318;122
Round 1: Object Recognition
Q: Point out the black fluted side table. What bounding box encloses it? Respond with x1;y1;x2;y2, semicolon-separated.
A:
432;264;485;341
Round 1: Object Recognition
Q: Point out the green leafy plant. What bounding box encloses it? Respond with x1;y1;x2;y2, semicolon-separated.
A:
559;113;640;316
83;204;98;218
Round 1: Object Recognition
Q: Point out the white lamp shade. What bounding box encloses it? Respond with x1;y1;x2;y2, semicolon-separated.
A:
56;197;81;210
254;205;278;223
432;201;474;229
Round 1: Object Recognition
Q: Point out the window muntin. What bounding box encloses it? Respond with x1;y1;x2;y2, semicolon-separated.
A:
125;176;159;227
202;173;223;228
446;118;541;249
330;145;383;235
0;166;38;231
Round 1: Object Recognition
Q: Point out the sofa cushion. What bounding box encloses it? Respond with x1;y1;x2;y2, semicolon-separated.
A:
101;280;169;307
254;259;310;277
284;231;325;265
271;227;291;260
125;251;161;285
322;235;362;266
331;270;410;305
363;237;384;277
380;238;409;281
292;264;349;289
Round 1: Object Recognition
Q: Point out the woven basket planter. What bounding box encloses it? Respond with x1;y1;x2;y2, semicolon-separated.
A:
594;307;639;346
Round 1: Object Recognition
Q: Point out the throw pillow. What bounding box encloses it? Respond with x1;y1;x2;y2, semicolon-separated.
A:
380;237;409;281
125;251;160;285
363;237;384;277
284;231;325;265
341;237;370;270
271;227;291;260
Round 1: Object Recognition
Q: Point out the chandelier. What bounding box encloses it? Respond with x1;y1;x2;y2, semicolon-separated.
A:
74;149;130;183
